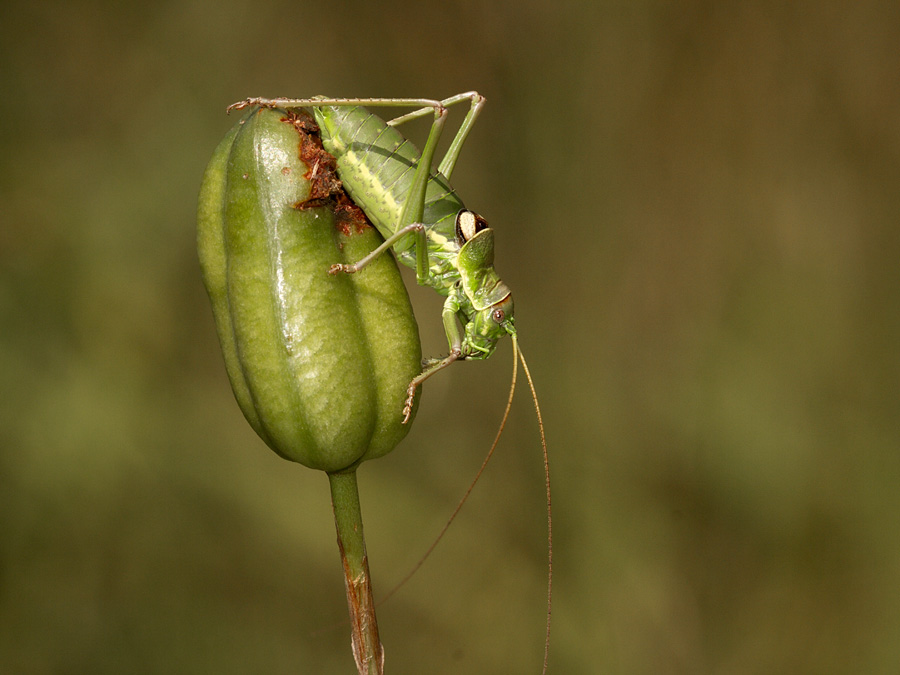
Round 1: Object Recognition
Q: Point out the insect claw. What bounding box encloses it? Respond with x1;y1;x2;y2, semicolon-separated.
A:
329;261;360;275
226;99;252;113
227;98;276;114
401;383;419;424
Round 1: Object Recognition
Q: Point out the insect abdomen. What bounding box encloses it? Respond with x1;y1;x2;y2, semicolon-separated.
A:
312;105;464;250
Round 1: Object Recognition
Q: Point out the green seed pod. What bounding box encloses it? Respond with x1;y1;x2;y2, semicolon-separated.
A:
198;107;421;472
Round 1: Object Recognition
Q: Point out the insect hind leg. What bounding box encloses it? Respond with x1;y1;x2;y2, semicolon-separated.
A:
386;92;486;179
228;96;447;114
227;94;484;181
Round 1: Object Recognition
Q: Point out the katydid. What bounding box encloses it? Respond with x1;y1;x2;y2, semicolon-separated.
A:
229;93;552;672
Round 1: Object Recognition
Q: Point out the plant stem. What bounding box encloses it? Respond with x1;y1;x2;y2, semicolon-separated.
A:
328;469;384;675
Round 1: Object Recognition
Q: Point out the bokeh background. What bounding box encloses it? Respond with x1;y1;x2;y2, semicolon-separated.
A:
3;1;899;673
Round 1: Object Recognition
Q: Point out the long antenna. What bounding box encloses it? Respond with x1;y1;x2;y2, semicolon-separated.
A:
376;344;519;606
514;336;553;675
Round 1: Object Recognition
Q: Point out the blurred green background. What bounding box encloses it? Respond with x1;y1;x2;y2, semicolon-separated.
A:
2;1;899;673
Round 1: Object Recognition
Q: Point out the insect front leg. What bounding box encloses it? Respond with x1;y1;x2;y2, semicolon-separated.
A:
402;290;466;423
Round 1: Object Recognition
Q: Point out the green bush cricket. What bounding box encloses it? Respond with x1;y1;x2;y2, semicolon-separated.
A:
229;93;553;672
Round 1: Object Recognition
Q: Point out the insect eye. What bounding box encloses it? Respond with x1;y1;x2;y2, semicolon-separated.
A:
455;210;489;243
492;309;505;323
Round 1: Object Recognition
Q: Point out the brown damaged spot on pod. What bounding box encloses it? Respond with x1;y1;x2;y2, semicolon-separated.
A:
284;109;344;208
285;109;379;238
197;106;423;472
333;196;373;236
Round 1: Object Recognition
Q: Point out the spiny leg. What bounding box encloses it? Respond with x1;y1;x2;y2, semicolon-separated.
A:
328;222;425;276
402;351;460;424
384;92;481;127
228;96;446;113
385;92;486;179
437;93;485;178
402;292;466;423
